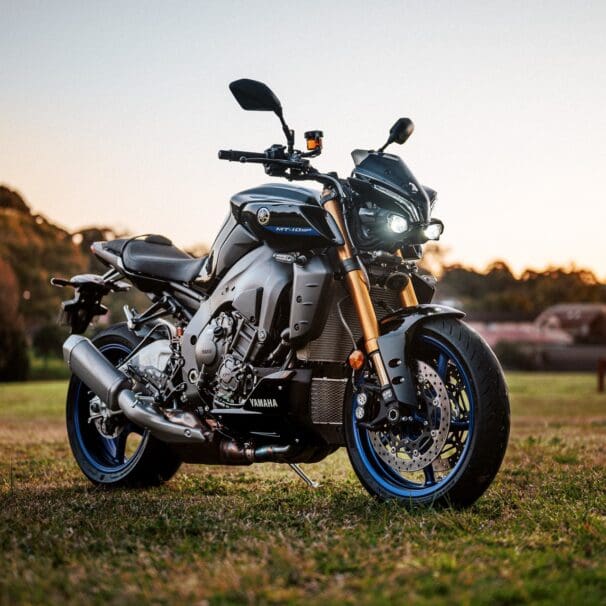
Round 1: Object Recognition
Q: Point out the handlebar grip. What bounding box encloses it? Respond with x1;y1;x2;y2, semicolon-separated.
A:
218;149;267;161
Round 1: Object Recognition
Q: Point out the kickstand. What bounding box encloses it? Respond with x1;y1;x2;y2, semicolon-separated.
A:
288;463;320;489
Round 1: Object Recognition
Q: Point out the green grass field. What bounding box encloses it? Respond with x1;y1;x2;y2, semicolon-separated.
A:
1;374;605;605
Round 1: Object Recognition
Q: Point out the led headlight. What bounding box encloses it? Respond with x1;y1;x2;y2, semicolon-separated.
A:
424;221;444;241
387;214;409;234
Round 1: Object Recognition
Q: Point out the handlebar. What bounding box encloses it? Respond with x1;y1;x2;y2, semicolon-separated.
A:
218;149;267;162
217;147;345;199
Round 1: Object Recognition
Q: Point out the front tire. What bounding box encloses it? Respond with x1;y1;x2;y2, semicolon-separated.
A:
345;317;510;508
66;323;181;487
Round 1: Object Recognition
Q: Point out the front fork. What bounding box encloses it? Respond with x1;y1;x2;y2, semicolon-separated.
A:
322;191;418;418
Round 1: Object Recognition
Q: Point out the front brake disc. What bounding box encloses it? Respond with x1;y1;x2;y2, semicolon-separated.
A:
369;360;450;472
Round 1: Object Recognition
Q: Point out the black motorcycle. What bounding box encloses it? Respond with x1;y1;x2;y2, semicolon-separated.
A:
53;79;510;507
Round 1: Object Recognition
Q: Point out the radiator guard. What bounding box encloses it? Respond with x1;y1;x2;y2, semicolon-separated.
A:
296;282;401;363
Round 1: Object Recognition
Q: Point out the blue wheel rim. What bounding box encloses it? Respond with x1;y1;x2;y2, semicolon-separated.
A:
72;342;146;473
353;334;475;498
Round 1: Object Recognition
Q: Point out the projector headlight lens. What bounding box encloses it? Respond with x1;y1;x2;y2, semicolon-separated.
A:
424;222;444;241
387;214;409;234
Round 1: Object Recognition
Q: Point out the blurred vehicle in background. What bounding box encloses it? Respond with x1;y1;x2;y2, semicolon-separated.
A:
470;303;606;371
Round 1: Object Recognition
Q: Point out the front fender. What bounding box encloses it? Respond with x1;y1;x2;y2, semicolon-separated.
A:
376;305;465;407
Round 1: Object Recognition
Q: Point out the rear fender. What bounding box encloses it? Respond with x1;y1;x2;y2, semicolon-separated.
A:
376;305;465;407
51;274;129;334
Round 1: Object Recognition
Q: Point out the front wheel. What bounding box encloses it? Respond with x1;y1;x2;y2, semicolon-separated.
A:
345;317;510;508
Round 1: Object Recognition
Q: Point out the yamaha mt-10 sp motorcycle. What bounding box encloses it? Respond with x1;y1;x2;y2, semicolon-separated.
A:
53;79;510;507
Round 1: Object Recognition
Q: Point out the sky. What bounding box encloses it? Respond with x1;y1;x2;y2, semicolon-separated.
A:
2;1;605;277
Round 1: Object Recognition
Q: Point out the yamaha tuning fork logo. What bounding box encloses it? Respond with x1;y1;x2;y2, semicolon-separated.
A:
257;207;270;225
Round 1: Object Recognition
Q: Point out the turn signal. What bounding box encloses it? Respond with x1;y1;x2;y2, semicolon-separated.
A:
348;349;365;370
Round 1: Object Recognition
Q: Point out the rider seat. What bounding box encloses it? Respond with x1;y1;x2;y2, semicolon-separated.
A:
105;235;206;283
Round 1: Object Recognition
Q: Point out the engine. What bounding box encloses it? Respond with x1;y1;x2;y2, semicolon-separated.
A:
195;310;265;407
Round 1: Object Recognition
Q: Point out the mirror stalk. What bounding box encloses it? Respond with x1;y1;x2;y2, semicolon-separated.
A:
377;138;392;153
277;111;294;153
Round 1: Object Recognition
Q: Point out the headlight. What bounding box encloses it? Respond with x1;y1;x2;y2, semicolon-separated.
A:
424;221;444;240
387;214;409;234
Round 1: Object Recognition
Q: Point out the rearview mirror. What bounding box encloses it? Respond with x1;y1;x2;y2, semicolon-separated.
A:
389;118;414;145
229;78;294;152
229;79;283;115
378;117;415;152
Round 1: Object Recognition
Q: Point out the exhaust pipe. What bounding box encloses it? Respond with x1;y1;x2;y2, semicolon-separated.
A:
219;440;296;464
63;335;209;444
63;336;298;461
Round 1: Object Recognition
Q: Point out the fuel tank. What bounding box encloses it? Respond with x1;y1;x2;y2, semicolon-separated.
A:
230;184;344;252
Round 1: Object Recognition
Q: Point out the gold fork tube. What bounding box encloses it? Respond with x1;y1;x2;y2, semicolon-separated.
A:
394;250;419;307
344;270;390;385
322;195;354;262
323;193;389;385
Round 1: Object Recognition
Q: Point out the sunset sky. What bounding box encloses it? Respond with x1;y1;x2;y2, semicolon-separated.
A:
2;2;605;277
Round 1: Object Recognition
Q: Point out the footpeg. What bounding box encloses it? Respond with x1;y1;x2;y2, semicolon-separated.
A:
289;463;320;488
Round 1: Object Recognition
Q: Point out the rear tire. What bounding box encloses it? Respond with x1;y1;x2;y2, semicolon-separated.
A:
66;323;181;487
345;317;510;508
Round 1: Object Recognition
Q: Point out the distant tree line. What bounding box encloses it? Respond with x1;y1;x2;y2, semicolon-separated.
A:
0;185;603;381
436;259;605;320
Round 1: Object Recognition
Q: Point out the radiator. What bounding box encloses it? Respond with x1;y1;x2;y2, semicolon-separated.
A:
296;282;401;363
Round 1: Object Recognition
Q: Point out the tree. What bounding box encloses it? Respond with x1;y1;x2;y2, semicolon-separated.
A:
0;257;29;381
0;184;88;326
74;226;124;273
33;324;68;365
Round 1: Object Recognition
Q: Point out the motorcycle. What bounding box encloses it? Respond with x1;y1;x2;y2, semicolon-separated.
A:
52;79;510;507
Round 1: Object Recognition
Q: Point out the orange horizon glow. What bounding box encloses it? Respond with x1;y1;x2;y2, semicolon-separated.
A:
5;181;605;284
2;4;605;284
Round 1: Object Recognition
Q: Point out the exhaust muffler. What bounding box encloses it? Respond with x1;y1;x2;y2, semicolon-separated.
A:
62;335;209;444
63;334;131;411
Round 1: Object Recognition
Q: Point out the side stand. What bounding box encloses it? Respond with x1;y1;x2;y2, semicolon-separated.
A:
288;463;320;488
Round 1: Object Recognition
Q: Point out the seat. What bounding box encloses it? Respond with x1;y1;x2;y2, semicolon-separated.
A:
106;235;206;283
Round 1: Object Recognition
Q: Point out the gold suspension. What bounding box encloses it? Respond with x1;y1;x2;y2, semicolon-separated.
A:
323;193;389;385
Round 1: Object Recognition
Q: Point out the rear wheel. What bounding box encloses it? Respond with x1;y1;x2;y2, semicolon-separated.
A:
66;324;181;487
345;317;510;508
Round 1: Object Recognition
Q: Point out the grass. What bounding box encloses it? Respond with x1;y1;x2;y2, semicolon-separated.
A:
0;373;605;605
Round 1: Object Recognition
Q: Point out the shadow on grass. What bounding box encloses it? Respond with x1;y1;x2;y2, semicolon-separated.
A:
1;475;456;557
